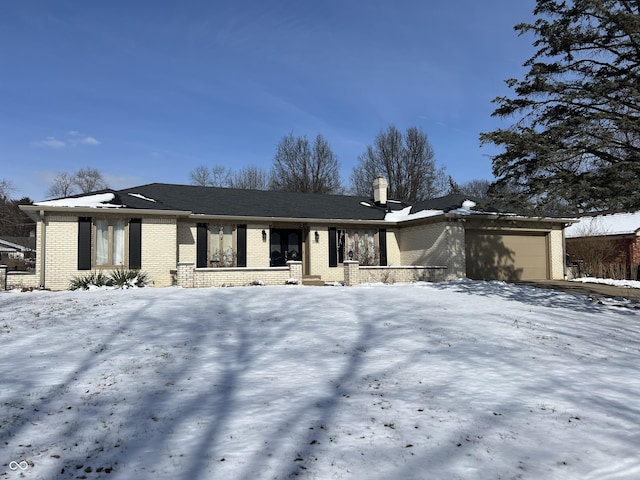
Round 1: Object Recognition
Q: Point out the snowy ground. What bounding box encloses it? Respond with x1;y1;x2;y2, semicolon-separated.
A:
1;280;639;480
572;277;640;289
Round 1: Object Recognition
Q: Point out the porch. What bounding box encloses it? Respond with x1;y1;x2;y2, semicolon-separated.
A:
175;261;448;288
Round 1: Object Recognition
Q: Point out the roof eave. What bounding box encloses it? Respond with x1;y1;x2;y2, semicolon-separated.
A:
188;213;400;226
19;204;193;220
451;213;579;225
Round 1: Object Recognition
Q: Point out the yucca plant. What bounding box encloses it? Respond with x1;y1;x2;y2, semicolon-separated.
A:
69;271;112;290
69;269;149;290
109;268;149;288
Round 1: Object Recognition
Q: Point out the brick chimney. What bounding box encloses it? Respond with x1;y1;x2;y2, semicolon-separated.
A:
373;177;388;205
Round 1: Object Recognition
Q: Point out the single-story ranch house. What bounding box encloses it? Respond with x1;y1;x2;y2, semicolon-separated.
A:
565;211;640;280
10;179;574;291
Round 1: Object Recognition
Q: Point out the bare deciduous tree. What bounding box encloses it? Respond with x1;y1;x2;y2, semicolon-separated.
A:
0;179;15;201
47;172;78;198
46;168;109;198
228;166;270;190
75;168;108;193
270;133;342;194
189;165;230;187
351;125;446;201
459;179;492;198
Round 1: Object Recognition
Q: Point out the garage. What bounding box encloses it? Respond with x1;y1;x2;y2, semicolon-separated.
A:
465;230;549;281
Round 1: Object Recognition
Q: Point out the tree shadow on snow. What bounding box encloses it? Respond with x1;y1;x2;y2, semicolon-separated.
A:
429;279;640;316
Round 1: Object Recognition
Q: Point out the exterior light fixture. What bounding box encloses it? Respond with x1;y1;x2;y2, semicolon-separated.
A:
348;250;354;260
262;230;267;242
314;231;320;243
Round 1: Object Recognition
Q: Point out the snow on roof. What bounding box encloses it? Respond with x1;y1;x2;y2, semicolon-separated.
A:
565;211;640;238
384;199;492;222
33;193;121;208
128;193;156;203
447;199;495;216
384;206;444;222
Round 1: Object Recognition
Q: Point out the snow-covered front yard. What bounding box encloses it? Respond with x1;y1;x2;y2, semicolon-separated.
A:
1;281;639;479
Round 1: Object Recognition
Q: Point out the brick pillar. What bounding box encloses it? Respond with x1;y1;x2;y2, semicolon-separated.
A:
287;261;303;281
343;261;359;286
0;265;7;291
177;262;195;288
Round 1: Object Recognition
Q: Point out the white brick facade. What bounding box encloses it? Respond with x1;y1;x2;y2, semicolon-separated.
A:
17;208;569;290
140;217;177;287
177;261;302;288
27;215;178;290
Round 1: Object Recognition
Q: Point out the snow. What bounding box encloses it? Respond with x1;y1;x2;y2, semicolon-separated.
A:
128;193;157;203
384;206;443;222
573;277;640;289
33;193;120;208
385;200;496;221
2;281;640;479
565;211;640;238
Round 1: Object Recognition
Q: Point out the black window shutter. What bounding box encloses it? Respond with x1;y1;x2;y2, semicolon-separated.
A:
78;217;92;270
196;223;208;268
328;227;338;267
236;224;247;267
129;218;142;269
379;228;388;266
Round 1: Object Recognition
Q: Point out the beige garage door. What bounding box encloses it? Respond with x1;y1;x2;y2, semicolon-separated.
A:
465;230;549;281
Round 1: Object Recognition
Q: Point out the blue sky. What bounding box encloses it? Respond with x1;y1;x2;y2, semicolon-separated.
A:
1;0;537;200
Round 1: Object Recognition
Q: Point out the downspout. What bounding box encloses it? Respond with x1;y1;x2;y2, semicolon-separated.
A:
39;210;46;288
628;238;634;280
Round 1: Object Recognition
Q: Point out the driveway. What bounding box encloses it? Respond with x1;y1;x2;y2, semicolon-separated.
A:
516;280;640;302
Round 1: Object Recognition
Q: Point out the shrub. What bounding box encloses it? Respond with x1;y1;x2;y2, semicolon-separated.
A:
566;219;620;278
69;269;149;290
110;268;149;288
70;271;112;290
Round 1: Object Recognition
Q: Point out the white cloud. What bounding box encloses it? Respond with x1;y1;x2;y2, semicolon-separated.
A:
77;136;101;145
32;136;66;148
32;131;101;148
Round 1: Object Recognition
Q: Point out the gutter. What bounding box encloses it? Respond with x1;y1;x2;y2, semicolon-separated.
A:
19;204;193;221
187;213;403;227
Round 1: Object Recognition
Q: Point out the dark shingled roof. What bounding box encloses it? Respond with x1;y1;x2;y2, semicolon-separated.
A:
412;194;492;213
63;183;484;221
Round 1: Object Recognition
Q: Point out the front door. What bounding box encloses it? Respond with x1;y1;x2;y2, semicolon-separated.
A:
270;229;302;266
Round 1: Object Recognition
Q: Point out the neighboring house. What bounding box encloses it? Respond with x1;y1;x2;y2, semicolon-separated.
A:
565;211;640;280
16;179;573;290
0;236;35;264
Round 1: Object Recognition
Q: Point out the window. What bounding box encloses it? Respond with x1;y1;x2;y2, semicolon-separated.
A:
77;217;142;270
338;229;345;264
329;228;346;267
329;228;387;267
96;219;126;267
196;223;247;268
209;225;235;266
